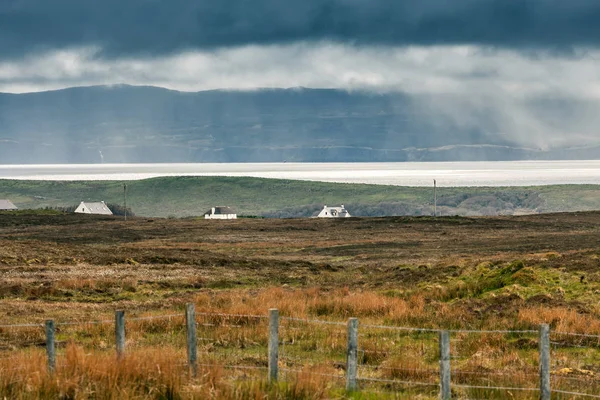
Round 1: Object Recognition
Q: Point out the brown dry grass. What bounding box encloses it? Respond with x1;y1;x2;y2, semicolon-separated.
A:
2;212;600;398
1;287;599;399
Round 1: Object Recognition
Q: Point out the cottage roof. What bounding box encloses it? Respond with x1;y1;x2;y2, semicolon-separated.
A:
80;201;113;215
205;206;236;215
324;206;346;212
317;205;351;218
0;199;17;210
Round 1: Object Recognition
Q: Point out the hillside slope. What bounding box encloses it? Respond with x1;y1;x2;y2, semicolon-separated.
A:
2;85;599;163
1;176;599;217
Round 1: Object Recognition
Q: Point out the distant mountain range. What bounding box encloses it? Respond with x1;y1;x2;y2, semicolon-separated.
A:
1;85;599;163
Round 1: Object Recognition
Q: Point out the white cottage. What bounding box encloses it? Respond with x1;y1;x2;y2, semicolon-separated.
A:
74;201;113;215
317;205;351;218
204;206;237;220
0;199;18;211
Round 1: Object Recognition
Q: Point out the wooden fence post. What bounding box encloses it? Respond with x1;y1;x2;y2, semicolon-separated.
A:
346;318;359;392
186;303;197;376
439;330;451;400
268;308;279;383
539;324;551;400
45;320;56;374
115;310;125;359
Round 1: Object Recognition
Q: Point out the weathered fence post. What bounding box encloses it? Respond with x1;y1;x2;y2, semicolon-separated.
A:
115;310;125;359
186;303;197;376
346;317;359;392
539;324;551;400
45;320;56;374
268;308;279;383
439;330;451;400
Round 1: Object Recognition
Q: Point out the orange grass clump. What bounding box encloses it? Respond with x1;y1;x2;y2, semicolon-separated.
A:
519;306;600;334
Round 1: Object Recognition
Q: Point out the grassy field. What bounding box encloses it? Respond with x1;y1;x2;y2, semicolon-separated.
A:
3;176;600;217
1;211;600;398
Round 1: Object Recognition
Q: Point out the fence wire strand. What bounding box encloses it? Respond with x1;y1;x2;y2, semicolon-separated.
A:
552;389;600;398
453;383;540;392
357;376;439;387
0;323;43;328
196;312;267;319
281;367;345;380
0;313;595;336
280;316;346;326
553;331;600;339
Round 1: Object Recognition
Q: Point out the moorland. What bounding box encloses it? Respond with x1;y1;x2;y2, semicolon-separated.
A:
1;211;600;398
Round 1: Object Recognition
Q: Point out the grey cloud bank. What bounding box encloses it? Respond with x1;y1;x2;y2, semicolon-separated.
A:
1;43;600;161
1;45;599;96
2;0;600;60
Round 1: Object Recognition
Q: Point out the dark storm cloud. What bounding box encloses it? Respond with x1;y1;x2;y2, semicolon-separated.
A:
1;0;600;59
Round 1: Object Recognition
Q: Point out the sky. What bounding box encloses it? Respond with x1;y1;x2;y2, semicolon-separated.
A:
0;0;599;94
2;0;600;150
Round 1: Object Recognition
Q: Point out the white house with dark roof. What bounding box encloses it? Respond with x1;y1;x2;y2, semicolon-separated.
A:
317;205;351;218
0;199;18;210
74;201;113;215
204;206;237;219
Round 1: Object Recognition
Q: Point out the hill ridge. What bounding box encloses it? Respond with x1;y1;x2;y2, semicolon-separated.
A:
0;85;598;163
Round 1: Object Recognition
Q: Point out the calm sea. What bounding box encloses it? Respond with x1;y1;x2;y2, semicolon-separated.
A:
1;161;600;187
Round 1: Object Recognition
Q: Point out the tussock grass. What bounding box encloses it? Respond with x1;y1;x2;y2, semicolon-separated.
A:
519;306;600;335
2;288;600;398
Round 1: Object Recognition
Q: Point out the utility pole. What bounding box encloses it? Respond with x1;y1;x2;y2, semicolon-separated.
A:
123;184;127;221
433;179;437;217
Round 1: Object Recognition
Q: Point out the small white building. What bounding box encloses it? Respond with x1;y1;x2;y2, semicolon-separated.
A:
74;201;113;215
204;206;237;220
317;205;351;218
0;199;18;211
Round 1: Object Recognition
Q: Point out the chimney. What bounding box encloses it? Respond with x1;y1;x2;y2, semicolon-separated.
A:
341;204;344;209
324;205;327;209
212;207;215;214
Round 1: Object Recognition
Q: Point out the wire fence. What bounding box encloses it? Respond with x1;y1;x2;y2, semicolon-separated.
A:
1;307;600;399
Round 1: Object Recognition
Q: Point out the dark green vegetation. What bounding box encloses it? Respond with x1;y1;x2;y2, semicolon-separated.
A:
2;176;600;217
2;85;599;164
